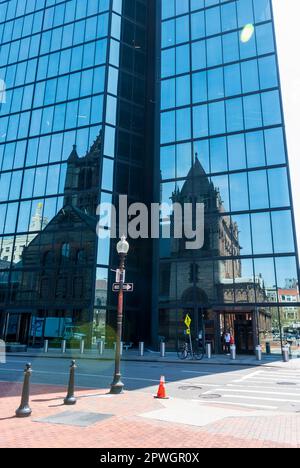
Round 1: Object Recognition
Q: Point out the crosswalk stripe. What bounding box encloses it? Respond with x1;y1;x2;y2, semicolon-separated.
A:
221;394;300;403
242;376;300;383
226;383;299;391
193;400;278;410
211;388;300;397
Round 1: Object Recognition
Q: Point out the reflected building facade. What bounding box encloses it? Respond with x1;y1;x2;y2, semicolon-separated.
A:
0;0;153;346
0;0;299;354
157;0;300;353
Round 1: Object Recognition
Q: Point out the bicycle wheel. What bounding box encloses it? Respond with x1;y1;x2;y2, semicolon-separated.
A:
177;342;188;360
194;346;205;360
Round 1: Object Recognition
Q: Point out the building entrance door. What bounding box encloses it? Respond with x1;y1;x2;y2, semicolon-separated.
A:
234;320;254;354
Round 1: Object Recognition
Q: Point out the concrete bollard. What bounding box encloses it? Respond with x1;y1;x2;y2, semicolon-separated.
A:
282;346;290;363
230;344;236;360
256;345;262;361
80;340;85;355
64;360;77;405
160;342;166;358
16;363;32;418
61;340;66;354
206;343;212;359
98;340;104;355
115;342;124;355
139;342;144;357
44;340;49;353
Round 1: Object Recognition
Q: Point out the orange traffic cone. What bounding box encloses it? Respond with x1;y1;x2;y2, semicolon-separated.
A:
154;376;169;399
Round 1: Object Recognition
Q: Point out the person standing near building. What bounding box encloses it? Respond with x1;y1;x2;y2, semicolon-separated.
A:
225;332;231;355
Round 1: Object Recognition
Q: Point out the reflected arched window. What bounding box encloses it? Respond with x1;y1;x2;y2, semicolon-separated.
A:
61;243;71;263
76;249;86;265
42;251;54;267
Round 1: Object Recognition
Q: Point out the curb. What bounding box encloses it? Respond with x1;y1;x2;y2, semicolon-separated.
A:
6;352;296;368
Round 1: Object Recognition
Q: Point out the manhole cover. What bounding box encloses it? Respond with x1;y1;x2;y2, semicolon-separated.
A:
178;385;202;391
277;382;297;386
200;394;222;399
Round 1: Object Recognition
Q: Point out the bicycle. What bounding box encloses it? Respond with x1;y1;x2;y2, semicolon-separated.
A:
177;339;205;360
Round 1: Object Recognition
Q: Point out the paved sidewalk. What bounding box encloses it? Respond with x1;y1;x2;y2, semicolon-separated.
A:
6;348;300;369
0;381;299;448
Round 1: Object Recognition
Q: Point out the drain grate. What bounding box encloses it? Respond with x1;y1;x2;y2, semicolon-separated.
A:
200;394;222;399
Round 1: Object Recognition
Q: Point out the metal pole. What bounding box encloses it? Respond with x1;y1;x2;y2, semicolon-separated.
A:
110;254;125;395
139;342;144;357
277;306;285;361
188;330;193;358
16;363;32;418
64;360;77;405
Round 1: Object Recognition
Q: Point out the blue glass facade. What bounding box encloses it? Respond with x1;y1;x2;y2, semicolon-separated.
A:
0;0;152;347
0;0;298;354
157;0;300;353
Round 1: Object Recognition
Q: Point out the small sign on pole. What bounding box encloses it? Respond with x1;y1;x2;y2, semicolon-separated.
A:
112;283;134;293
184;314;192;329
115;269;125;283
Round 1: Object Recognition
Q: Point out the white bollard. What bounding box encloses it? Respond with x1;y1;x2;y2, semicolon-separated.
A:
98;340;104;355
44;340;49;353
256;345;262;361
206;343;212;359
282;346;289;363
230;344;236;360
80;340;85;355
61;340;67;354
0;340;6;363
160;342;166;358
139;342;144;357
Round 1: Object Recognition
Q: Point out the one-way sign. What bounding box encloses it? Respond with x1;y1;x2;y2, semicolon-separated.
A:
112;283;134;292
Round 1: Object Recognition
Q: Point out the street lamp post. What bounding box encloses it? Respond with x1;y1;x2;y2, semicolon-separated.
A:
110;236;130;395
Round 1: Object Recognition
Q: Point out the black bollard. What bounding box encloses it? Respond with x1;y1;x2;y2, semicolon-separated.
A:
16;363;32;418
64;360;77;405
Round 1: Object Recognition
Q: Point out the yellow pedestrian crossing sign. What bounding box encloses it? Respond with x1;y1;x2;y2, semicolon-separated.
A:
184;314;192;329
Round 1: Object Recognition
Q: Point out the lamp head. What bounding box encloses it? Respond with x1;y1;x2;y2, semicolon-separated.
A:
116;235;129;255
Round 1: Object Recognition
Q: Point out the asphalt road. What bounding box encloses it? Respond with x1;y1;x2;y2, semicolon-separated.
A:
1;356;300;414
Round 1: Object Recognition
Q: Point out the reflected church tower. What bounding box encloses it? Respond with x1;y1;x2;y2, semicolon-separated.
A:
15;132;103;332
168;156;242;305
64;132;102;215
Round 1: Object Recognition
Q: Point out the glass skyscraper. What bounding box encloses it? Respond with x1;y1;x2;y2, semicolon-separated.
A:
0;0;153;347
157;0;300;353
0;0;299;355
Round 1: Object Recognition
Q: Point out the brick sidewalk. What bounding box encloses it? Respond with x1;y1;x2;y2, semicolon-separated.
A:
0;382;299;448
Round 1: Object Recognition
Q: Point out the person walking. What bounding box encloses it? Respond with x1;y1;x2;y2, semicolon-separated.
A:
225;331;231;355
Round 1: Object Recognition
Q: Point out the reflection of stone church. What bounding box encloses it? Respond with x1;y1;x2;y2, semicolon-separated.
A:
168;158;268;304
169;158;242;304
15;134;102;328
166;158;271;352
